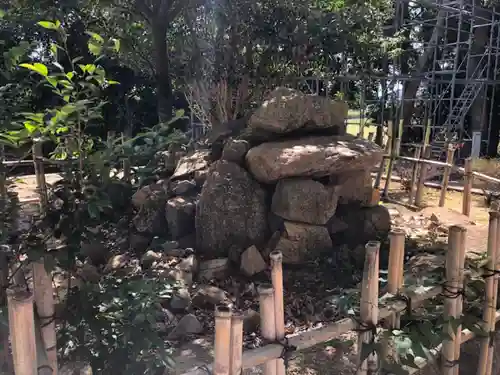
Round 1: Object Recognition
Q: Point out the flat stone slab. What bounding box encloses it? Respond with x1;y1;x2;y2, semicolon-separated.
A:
246;135;383;183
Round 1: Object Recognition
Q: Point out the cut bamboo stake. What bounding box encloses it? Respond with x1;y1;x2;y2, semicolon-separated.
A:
357;241;380;375
7;287;37;375
442;226;465;375
32;142;48;212
383;137;397;198
477;211;499;375
230;312;244;375
214;305;232;375
415;146;431;207
374;136;392;190
462;158;473;216
33;259;57;374
485;217;500;375
259;284;278;375
439;145;455;207
270;251;286;375
408;145;422;204
453;227;467;375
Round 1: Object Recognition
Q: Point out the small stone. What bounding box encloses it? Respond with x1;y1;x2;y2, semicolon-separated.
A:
198;258;229;281
221;139;251;165
141;250;162;269
104;254;129;273
178;254;198;275
161;240;180;252
240;246;267;276
169;288;192;312
172;180;197;196
167;314;203;339
192;285;228;308
194;169;208;187
166;268;194;286
172;150;211;180
166;196;197;240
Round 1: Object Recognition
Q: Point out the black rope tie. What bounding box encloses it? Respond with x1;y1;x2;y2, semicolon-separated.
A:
440;284;465;299
482;268;500;279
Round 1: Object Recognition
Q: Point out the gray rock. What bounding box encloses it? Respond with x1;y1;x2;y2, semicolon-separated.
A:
167;314;203;340
243;309;260;332
172;180;197;196
246;135;383;183
192;285;228;308
161;240;180;252
248;87;348;135
331;170;373;205
141;250;162;269
275;221;332;264
221;139;251;165
196;161;269;258
169;288;192;311
172;150;211;180
166;196;197;239
60;362;93;375
240;246;267;276
131;183;168;235
272;179;340;225
198;258;229;281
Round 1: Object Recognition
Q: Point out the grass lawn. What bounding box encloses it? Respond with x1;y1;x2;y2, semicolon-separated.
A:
346;109;377;138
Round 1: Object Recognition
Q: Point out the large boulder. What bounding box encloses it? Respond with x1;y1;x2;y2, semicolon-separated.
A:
196;161;269;259
248;87;348;135
274;221;332;264
246;135;383;183
271;179;340;225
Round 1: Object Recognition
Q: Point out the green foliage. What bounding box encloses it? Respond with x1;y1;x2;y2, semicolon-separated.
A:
60;275;176;373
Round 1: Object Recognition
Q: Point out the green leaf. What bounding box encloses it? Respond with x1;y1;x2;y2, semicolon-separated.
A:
88;42;102;56
107;80;120;85
19;63;48;77
112;38;120;52
0;9;5;19
175;109;185;118
46;76;58;88
50;43;58;58
23;121;38;133
86;31;104;43
37;21;59;30
66;72;74;80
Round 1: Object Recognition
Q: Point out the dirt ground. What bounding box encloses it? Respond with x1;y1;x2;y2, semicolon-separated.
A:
12;174;500;375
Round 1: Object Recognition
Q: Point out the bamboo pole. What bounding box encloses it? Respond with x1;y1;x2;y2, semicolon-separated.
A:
0;145;6;202
374;136;392;190
477;211;499;375
415;146;431;207
32;142;48;212
382;135;397;198
442;226;465;375
408;145;422;204
270;251;286;375
453;227;467;375
7;287;37;375
357;241;380;375
33;259;57;374
122;133;131;183
214;305;232;375
439;145;455;207
462;158;473;216
230;312;244;375
485;217;500;375
259;284;277;375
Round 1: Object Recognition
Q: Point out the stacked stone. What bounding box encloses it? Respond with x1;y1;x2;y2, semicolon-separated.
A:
196;87;386;265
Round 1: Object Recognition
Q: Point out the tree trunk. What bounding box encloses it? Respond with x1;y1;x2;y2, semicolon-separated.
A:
152;20;173;123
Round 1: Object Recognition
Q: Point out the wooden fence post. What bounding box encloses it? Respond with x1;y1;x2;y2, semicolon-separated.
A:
477;211;499;375
7;287;37;375
439;145;455;207
32;142;48;212
442;226;466;375
415;146;431;207
408;145;422;205
214;305;232;375
358;241;380;375
270;251;286;375
259;284;277;375
453;227;466;375
462;158;473;216
33;258;57;374
229;312;243;375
